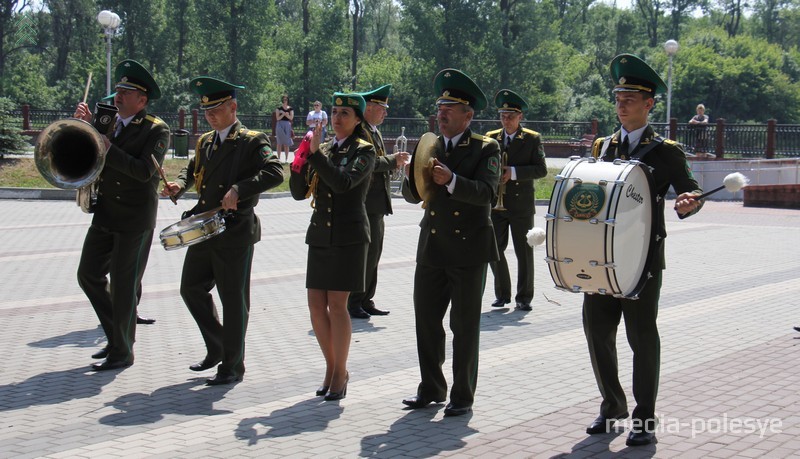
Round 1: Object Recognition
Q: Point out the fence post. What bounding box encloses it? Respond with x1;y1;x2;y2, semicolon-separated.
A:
715;118;725;159
766;118;776;159
591;118;598;136
428;114;435;132
22;104;30;131
178;108;185;130
271;111;277;136
192;109;198;135
669;117;677;140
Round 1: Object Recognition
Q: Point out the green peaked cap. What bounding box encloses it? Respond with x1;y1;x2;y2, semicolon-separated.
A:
494;89;528;114
331;92;366;119
609;53;667;95
359;84;392;108
433;68;487;111
189;76;245;110
112;59;161;100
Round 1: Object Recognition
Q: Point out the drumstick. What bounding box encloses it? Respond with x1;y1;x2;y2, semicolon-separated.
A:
694;172;749;200
151;154;178;205
82;72;93;104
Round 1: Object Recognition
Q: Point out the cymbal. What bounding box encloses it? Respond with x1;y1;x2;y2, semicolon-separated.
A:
413;132;439;204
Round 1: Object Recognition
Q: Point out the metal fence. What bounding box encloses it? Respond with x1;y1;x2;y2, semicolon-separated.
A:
10;107;800;159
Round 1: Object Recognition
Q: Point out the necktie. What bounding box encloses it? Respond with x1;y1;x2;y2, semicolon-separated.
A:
619;135;629;159
113;120;123;138
504;136;511;148
446;139;453;153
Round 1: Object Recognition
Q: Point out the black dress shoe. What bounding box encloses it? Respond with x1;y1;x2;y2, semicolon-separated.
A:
91;347;109;359
491;299;510;307
315;385;330;396
402;395;444;409
626;429;657;446
349;307;371;319
189;356;222;372
363;305;389;316
206;373;242;386
794;326;800;332
515;302;532;311
136;315;156;325
91;359;132;371
443;402;472;417
586;412;629;434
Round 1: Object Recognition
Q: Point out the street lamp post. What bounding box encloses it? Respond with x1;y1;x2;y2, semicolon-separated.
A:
664;39;679;129
97;10;121;97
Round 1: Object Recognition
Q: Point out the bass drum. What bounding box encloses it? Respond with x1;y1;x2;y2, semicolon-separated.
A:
545;157;658;299
159;209;226;251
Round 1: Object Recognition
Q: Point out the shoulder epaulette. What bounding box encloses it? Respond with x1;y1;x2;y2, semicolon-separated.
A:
486;128;503;136
663;138;677;146
521;127;540;136
144;114;166;126
356;138;372;147
471;133;490;141
200;130;214;141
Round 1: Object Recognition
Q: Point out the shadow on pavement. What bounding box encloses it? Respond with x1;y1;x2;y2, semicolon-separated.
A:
550;430;656;458
28;326;105;349
0;366;117;412
235;398;344;445
479;308;532;332
99;378;233;426
359;408;477;457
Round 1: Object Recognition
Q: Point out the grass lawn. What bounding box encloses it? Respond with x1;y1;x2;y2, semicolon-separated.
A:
0;156;558;200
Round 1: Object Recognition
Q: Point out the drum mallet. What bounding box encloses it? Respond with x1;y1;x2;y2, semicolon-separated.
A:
526;227;546;248
693;172;749;200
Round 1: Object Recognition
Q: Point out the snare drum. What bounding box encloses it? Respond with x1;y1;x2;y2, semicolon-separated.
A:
545;157;657;299
159;209;226;250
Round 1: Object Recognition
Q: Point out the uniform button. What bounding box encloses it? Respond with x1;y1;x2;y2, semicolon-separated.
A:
430;211;436;216
328;193;332;197
219;185;224;188
514;182;519;186
115;196;120;200
327;208;332;212
454;211;460;216
455;229;461;234
431;228;436;234
116;181;120;185
326;222;331;227
100;178;104;182
201;199;206;204
313;222;317;226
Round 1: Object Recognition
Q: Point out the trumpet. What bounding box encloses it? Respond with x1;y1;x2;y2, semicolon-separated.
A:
393;127;409;193
493;151;508;211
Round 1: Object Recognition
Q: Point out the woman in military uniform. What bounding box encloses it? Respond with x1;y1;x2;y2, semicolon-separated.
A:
289;92;376;401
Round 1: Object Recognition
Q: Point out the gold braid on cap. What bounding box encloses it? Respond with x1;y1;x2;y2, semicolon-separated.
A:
437;94;470;105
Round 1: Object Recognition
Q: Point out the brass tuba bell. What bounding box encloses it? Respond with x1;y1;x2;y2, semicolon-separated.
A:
34;118;108;213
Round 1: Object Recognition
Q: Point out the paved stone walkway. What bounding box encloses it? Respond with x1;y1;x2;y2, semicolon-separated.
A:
0;196;798;458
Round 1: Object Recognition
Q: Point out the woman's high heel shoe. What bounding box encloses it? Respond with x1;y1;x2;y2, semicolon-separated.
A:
315;385;330;396
324;372;349;401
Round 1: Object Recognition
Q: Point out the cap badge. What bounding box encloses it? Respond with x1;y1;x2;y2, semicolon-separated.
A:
196;81;202;87
503;91;509;95
444;72;451;78
124;62;131;67
443;90;450;97
503;103;508;108
619;77;626;84
121;76;128;82
335;97;343;105
202;96;209;103
620;58;628;64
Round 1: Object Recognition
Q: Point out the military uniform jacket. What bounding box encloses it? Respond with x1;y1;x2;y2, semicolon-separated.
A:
592;125;703;269
403;128;501;267
93;109;170;232
362;124;398;216
486;127;548;216
289;133;376;247
175;121;284;247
